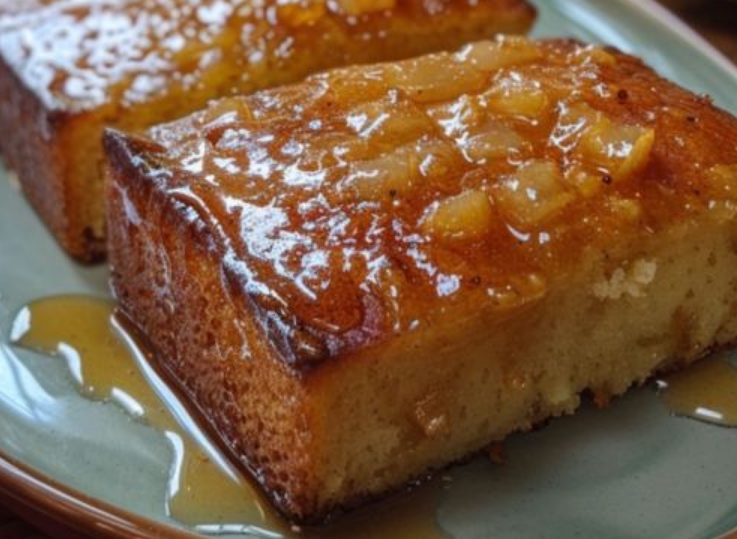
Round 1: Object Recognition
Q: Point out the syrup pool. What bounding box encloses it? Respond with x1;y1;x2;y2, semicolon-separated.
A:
656;354;737;427
8;295;445;539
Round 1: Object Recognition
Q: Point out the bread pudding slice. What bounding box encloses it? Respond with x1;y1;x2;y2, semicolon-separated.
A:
0;0;535;261
105;37;737;522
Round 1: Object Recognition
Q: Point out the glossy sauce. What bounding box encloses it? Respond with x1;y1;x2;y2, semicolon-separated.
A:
657;354;737;427
125;36;737;367
0;0;508;110
9;295;446;539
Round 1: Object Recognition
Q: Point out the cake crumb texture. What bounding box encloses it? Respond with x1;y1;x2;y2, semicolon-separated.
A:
105;37;737;521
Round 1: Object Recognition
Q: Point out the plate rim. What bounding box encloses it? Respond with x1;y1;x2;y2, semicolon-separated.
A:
0;449;201;539
1;0;737;538
615;0;737;83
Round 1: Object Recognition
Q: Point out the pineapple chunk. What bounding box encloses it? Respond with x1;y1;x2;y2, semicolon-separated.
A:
341;146;418;201
421;189;495;241
384;54;488;103
550;102;601;153
458;37;542;73
340;138;461;201
346;97;435;149
483;76;550;118
426;95;485;140
463;123;527;164
493;159;574;228
428;98;528;164
578;118;655;182
554;102;655;182
415;139;465;181
563;163;604;198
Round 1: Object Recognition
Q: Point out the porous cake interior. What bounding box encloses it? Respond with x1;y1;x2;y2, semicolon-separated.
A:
105;37;737;520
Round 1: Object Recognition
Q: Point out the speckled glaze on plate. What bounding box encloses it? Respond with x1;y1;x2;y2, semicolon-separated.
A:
1;1;737;538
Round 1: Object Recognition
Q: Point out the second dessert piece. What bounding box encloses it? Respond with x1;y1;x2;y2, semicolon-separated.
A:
0;0;535;261
105;37;737;521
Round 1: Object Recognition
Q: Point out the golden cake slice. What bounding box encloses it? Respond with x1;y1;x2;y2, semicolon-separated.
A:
0;0;535;262
104;36;737;522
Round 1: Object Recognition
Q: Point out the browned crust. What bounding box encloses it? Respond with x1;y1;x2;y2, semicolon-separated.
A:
0;0;536;261
105;130;320;519
104;37;737;523
0;60;105;261
115;38;737;373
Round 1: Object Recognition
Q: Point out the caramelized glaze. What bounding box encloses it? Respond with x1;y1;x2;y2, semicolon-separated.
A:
9;295;447;539
0;0;527;110
112;37;737;367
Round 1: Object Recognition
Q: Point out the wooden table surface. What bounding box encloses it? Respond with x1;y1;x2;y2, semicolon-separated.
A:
1;2;736;539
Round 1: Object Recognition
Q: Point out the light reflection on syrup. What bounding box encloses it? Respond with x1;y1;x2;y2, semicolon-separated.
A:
657;354;737;427
9;295;286;538
9;295;446;539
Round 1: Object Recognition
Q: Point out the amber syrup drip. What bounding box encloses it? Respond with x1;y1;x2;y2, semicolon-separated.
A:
9;294;447;539
657;354;737;427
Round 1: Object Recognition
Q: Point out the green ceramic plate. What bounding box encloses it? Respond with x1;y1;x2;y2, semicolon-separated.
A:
1;1;737;538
